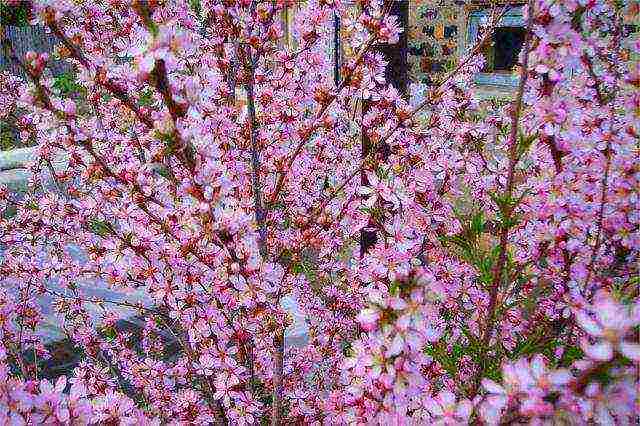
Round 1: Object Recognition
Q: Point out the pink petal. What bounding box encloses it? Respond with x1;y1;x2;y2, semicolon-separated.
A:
368;289;385;306
595;405;615;426
456;400;473;419
619;341;640;361
138;55;155;74
388;297;407;310
357;186;373;196
56;407;70;422
482;379;505;395
39;380;53;394
575;311;603;337
365;171;379;187
364;195;377;208
425;398;444;416
405;331;422;351
343;357;357;369
54;376;67;393
438;390;456;408
535;64;549;74
583;341;613;361
530;355;546;378
385;334;404;357
423;326;442;342
356;308;380;329
487;395;508;410
480;401;502;426
548;369;573;386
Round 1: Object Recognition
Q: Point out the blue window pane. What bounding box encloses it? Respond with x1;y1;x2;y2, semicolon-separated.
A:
467;6;524;87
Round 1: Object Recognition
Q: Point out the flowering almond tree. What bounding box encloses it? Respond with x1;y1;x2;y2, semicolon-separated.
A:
0;0;638;424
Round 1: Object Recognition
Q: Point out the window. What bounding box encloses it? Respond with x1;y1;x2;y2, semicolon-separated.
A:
491;26;525;71
467;6;524;87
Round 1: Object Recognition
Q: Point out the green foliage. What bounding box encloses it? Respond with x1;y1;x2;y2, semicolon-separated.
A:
188;0;202;16
290;256;317;282
341;341;352;357
444;58;457;74
612;276;640;304
1;203;17;219
517;131;538;158
156;165;172;180
439;209;502;287
138;88;155;107
154;132;179;157
52;72;85;98
488;188;529;230
100;326;117;341
424;341;460;378
281;215;291;229
511;330;556;360
1;2;30;26
560;345;584;366
88;218;112;237
388;279;401;296
425;331;503;385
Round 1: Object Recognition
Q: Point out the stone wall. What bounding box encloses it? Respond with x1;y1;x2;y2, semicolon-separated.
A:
408;0;467;86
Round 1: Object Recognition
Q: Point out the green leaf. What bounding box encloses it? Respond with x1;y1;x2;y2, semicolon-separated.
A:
188;0;202;15
52;72;85;97
1;2;30;26
389;280;400;296
101;327;117;341
560;345;584;366
471;211;485;236
517;131;538;157
89;219;112;237
138;88;155;107
156;166;171;180
2;203;17;219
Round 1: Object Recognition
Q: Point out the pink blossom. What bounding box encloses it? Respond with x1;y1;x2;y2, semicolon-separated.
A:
575;293;640;361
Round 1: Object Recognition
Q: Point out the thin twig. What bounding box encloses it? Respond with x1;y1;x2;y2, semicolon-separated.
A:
582;55;614;292
472;0;535;395
244;48;268;257
294;8;508;233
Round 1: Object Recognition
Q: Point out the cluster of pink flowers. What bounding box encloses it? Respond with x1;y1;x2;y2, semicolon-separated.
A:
0;330;150;424
0;0;637;424
479;292;639;425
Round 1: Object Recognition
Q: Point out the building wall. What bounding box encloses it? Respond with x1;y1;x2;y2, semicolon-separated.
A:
408;0;467;86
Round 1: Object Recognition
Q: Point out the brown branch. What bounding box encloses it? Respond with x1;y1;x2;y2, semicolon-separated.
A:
284;9;508;237
239;11;267;399
472;0;535;395
582;55;613;291
47;22;155;129
270;330;285;426
244;48;268;257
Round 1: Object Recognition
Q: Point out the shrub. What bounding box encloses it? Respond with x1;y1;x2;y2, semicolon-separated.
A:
0;0;638;424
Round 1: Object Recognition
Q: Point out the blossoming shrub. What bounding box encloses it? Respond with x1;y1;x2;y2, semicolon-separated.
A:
0;0;638;424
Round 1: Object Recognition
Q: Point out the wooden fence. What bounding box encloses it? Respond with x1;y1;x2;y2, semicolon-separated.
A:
1;25;74;150
0;25;72;77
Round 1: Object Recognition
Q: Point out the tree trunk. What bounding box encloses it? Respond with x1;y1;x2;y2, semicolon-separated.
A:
360;0;408;256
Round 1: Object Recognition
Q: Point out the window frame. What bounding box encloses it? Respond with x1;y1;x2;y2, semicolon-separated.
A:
466;5;524;87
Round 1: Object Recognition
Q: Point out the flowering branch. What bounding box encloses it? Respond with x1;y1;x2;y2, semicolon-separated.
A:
473;0;536;394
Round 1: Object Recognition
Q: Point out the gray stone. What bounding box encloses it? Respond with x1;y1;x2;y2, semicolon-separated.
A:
1;148;309;352
0;146;36;171
0;168;31;191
